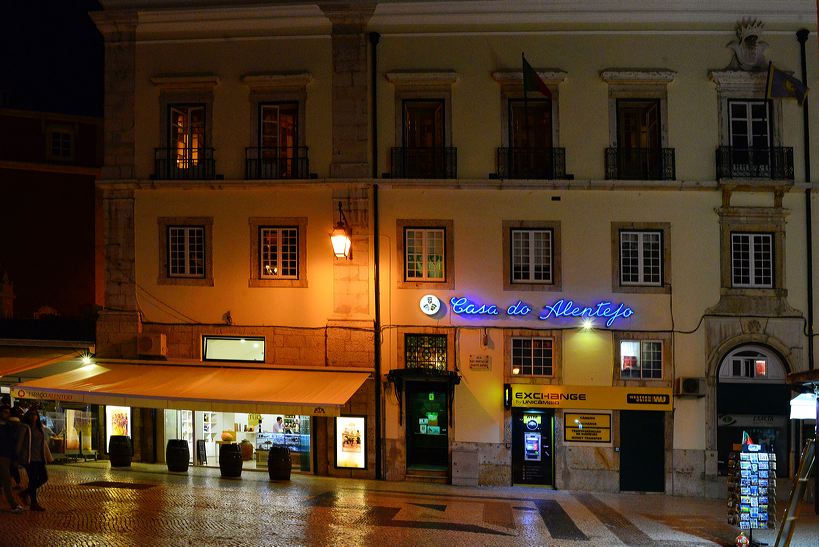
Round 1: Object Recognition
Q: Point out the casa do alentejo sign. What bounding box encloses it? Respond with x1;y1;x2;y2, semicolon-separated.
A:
448;296;634;327
511;384;673;412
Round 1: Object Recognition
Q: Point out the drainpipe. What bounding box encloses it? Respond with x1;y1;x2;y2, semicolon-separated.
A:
369;31;382;480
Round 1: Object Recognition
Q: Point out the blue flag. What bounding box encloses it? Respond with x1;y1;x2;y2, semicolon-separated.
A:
766;62;808;105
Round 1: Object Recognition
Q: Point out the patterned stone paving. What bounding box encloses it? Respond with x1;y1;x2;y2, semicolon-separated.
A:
0;463;815;546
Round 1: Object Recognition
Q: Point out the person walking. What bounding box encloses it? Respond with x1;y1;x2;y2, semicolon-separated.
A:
8;406;25;494
16;408;52;511
0;405;23;513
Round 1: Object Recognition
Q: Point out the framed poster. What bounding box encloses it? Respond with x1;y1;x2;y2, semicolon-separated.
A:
335;416;366;469
105;405;131;453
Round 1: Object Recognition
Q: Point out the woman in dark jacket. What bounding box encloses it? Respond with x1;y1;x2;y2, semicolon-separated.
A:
16;409;52;511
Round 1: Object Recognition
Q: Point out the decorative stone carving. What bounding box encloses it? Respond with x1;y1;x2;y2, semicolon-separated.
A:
599;69;676;85
726;18;769;71
491;69;567;86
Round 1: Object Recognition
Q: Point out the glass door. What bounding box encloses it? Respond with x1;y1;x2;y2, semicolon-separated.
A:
406;383;448;469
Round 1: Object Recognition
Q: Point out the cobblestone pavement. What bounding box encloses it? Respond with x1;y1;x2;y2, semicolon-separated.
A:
0;463;816;546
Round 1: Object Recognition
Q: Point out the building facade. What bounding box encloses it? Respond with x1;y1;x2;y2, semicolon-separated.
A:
83;0;818;495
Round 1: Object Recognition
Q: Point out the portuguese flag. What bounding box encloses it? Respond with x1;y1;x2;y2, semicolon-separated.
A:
522;54;551;99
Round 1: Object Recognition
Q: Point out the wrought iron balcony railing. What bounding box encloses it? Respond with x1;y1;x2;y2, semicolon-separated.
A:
605;147;675;181
496;147;567;180
245;146;310;180
389;147;457;179
716;146;794;180
153;147;218;180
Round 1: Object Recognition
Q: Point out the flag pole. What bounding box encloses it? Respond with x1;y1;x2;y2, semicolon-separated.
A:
522;53;530;150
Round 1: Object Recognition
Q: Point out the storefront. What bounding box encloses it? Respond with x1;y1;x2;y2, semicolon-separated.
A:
507;383;673;491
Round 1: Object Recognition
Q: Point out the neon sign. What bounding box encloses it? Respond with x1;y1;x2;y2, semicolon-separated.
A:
448;296;634;327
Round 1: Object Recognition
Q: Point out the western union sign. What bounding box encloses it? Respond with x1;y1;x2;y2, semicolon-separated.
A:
511;384;672;411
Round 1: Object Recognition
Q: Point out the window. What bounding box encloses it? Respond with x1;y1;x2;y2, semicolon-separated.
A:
731;233;773;288
405;334;447;370
405;228;444;281
718;345;787;384
260;227;298;279
620;340;663;379
611;222;670;293
256;102;301;179
158;217;213;286
47;129;73;161
167;226;205;278
511;229;553;284
511;337;553;376
249;217;307;288
170;105;205;169
620;231;662;286
729;100;770;149
386;71;457;179
203;336;264;362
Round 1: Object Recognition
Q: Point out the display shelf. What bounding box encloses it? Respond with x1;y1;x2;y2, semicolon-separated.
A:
727;448;777;532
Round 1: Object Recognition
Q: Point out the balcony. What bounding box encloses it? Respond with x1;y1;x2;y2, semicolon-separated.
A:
716;146;794;180
496;147;567;180
605;148;675;181
153;147;219;180
245;147;310;180
389;147;457;179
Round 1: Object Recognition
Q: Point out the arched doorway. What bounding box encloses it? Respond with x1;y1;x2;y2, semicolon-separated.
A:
716;344;790;477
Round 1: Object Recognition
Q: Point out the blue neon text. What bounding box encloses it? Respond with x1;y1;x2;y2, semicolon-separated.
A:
449;297;499;316
538;299;634;327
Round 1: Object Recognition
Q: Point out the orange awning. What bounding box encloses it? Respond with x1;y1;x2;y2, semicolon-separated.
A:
0;346;83;380
13;363;369;417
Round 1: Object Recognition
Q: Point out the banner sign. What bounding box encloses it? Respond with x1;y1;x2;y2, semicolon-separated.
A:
511;384;673;411
564;412;612;443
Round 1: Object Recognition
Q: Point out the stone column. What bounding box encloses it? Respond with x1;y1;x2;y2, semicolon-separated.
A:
320;3;375;179
91;10;140;357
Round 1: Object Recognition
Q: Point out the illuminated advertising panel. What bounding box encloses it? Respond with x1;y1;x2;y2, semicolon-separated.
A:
105;405;131;453
335;416;366;469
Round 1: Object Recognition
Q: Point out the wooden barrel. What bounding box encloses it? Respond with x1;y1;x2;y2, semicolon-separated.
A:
219;443;243;478
166;439;190;472
108;435;132;467
267;444;291;481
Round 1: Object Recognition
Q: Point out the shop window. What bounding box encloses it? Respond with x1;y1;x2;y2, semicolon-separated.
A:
619;340;663;379
397;219;454;289
157;217;213;286
405;334;447;371
203;336;265;362
611;222;670;294
511;337;553;376
731;232;773;288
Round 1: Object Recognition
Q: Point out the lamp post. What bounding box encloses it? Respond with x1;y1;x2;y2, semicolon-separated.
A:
330;201;352;259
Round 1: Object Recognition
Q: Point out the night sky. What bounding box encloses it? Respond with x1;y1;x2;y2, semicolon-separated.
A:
0;0;103;117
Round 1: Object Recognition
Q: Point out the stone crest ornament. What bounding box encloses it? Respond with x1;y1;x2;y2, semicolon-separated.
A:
727;18;769;71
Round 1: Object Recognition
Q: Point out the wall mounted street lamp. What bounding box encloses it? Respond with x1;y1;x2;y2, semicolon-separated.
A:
330;201;352;259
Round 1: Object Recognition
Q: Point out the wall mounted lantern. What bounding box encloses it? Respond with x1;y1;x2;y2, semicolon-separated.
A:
330;201;352;259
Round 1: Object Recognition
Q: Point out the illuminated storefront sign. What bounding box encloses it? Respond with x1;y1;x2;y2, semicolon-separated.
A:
448;297;634;327
105;405;132;454
511;384;672;411
335;416;366;469
564;412;612;444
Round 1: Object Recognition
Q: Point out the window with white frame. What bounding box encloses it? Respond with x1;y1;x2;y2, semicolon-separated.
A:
405;227;446;281
620;230;662;286
511;229;552;284
620;340;662;379
47;129;74;161
731;233;773;288
203;336;264;362
167;226;205;278
511;337;553;376
259;226;298;279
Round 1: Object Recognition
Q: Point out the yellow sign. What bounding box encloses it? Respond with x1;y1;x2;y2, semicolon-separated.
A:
564;412;612;443
511;384;672;411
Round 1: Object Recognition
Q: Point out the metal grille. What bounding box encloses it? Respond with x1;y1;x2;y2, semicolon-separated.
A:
405;228;445;281
260;227;298;279
511;229;552;283
620;231;661;286
168;226;205;278
731;233;773;288
496;147;566;179
605;148;675;180
511;337;553;376
405;334;447;370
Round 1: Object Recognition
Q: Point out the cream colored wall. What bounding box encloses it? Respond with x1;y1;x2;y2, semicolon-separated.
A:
134;187;338;326
134;38;333;180
375;32;817;181
378;187;809;450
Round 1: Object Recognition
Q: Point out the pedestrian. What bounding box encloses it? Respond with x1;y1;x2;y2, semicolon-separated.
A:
17;408;52;511
8;405;25;492
0;405;23;513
